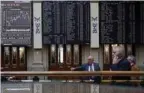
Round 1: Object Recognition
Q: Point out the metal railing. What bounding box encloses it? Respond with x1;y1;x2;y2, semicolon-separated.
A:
1;71;144;76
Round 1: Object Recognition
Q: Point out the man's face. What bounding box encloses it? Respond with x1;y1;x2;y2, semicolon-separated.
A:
112;51;116;58
88;58;93;64
112;48;120;58
112;49;117;58
127;57;131;62
127;58;135;66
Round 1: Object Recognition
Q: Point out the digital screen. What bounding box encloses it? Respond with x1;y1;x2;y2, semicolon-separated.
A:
100;1;144;44
1;1;32;45
43;1;90;44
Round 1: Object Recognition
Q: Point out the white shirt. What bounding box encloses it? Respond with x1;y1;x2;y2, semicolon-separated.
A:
88;63;95;81
88;63;95;71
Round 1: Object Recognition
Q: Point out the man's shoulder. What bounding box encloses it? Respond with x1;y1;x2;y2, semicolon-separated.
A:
81;64;88;67
93;62;99;66
119;59;130;67
120;59;129;64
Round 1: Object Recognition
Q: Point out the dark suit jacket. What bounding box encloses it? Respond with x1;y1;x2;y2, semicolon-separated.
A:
74;62;101;84
110;58;131;80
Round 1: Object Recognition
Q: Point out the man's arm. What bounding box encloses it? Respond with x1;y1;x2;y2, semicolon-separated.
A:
110;64;119;71
95;63;100;71
71;65;85;71
119;60;131;71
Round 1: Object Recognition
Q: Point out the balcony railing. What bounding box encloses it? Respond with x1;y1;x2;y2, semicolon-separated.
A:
1;71;144;83
1;71;144;93
1;71;144;76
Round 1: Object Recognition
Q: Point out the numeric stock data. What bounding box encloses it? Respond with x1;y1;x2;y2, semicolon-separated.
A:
43;1;90;44
100;1;144;44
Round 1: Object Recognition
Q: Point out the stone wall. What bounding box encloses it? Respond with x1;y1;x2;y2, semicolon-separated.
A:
1;82;144;93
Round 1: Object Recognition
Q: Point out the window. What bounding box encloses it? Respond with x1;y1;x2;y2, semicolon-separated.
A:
4;47;10;66
127;44;133;55
19;47;25;65
66;45;72;65
73;45;79;65
58;45;64;64
103;44;110;64
2;46;26;68
50;45;56;64
12;47;17;65
49;44;81;70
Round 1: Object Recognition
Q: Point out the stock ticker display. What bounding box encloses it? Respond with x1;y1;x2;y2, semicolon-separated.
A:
43;1;90;44
100;1;144;44
1;1;32;45
43;1;144;44
1;1;144;45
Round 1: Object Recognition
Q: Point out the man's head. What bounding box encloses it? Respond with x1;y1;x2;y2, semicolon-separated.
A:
127;55;136;66
87;56;94;64
112;46;125;59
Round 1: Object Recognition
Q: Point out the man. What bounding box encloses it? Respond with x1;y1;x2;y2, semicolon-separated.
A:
110;46;131;85
127;55;138;68
127;55;140;80
71;56;101;84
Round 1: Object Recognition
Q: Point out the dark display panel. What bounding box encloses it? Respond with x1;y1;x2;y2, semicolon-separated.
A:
43;1;90;44
100;1;144;44
1;1;32;45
